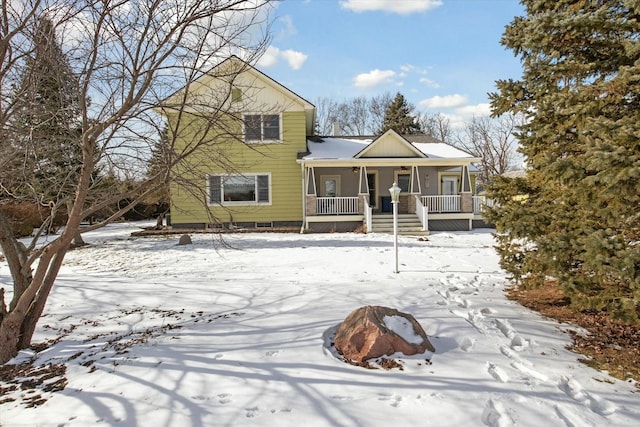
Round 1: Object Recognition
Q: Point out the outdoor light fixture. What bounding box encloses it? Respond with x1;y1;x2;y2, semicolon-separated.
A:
388;181;401;273
352;167;359;174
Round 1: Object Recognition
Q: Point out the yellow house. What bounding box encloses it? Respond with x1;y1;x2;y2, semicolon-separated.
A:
162;56;490;233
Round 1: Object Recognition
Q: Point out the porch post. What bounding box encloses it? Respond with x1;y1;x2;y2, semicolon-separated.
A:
358;166;369;215
306;194;317;216
305;166;317;217
461;192;473;213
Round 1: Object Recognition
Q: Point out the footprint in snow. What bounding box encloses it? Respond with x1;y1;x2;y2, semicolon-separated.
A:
481;398;512;427
218;393;232;404
558;376;616;416
487;362;510;383
452;309;487;334
330;395;354;401
459;337;475;352
378;393;403;407
245;406;261;418
495;319;530;351
554;405;590;427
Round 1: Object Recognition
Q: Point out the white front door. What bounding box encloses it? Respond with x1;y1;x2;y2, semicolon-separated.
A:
442;176;459;195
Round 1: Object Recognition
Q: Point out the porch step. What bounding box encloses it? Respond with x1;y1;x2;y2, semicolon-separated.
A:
369;214;428;235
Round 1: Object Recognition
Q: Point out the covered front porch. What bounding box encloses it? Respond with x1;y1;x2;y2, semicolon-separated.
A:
300;163;491;233
297;130;491;233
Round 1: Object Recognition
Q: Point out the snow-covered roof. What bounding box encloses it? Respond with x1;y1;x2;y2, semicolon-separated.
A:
413;142;474;159
303;136;475;160
304;137;373;160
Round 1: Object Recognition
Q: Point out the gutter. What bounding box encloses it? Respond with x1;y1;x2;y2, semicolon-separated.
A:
300;160;306;234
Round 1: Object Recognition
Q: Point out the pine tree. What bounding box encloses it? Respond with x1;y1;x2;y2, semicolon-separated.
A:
144;125;171;213
487;1;640;321
379;92;421;135
8;16;82;206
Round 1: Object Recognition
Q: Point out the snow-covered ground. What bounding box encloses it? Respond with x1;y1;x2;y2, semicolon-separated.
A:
1;223;638;426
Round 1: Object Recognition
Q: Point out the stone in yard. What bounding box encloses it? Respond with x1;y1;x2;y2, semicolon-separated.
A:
177;234;192;245
334;305;435;363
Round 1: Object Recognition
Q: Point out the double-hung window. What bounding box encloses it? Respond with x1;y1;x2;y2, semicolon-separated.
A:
208;174;271;205
244;114;280;142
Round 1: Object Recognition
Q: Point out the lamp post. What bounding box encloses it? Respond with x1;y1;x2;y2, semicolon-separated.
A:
389;181;401;273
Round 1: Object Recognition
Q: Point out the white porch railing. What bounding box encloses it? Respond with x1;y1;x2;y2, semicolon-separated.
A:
473;196;495;214
364;198;372;232
316;197;359;215
422;195;461;213
415;195;429;231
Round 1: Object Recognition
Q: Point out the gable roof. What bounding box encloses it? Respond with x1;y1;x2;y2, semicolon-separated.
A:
159;56;315;133
302;131;479;164
222;56;315;112
354;129;426;159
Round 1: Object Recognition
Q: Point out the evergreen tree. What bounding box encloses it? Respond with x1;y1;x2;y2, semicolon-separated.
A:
379;92;421;135
7;16;82;206
144;124;171;210
487;1;640;321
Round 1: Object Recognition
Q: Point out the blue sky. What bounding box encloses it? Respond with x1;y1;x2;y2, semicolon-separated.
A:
256;0;525;127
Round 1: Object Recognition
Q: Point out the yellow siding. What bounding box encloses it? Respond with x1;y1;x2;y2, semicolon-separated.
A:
169;110;307;226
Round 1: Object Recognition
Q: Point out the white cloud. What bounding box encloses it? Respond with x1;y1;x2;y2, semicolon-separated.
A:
456;103;492;117
440;104;494;129
419;94;468;109
419;77;440;88
257;45;280;68
277;15;297;39
353;69;396;88
257;46;308;70
281;49;308;70
340;0;443;15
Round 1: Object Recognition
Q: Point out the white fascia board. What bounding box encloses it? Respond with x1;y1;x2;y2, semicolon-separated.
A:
296;158;481;167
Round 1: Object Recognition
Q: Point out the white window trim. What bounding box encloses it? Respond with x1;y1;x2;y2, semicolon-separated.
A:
207;173;272;206
243;113;283;144
320;175;341;197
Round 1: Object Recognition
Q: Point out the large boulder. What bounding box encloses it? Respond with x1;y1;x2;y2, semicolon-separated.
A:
334;306;435;363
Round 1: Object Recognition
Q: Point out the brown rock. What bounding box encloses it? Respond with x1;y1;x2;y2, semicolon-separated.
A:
334;306;435;363
177;234;192;245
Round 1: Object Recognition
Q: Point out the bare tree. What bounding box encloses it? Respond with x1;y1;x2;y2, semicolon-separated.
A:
315;93;393;136
314;96;340;135
455;114;523;185
368;92;392;135
0;0;273;364
417;112;451;142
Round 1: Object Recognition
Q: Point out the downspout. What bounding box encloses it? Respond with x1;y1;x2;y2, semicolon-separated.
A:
300;160;306;234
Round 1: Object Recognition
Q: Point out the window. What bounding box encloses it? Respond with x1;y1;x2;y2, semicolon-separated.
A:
208;174;271;205
231;87;242;103
243;114;280;142
442;176;459;195
321;176;340;197
397;173;410;193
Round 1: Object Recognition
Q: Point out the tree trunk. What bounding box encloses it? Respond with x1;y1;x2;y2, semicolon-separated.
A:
0;313;21;364
71;230;86;247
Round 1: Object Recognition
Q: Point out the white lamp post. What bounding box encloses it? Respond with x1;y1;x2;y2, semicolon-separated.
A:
389;181;401;273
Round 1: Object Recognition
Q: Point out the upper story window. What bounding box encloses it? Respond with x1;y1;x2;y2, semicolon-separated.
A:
244;114;281;143
208;174;271;205
231;87;242;103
